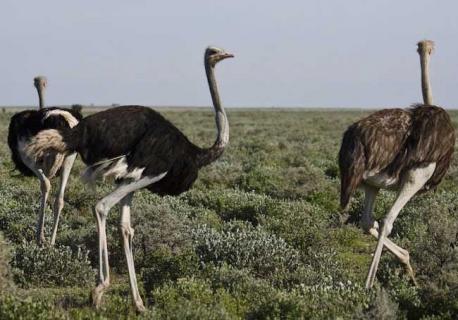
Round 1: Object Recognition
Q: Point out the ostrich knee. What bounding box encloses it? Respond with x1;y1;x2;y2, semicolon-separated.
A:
120;223;134;240
382;218;394;237
40;177;51;194
120;223;136;260
94;201;110;285
95;201;109;220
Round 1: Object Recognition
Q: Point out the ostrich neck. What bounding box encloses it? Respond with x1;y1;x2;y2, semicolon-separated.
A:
36;87;45;109
196;61;229;167
420;53;433;105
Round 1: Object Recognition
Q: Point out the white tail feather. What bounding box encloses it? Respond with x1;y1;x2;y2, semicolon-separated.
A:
82;156;145;185
25;129;68;161
44;110;79;128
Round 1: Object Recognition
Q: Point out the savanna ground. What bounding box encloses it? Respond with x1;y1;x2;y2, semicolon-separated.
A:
1;107;458;319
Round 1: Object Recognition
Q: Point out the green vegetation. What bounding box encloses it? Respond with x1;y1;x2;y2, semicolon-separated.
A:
0;108;458;319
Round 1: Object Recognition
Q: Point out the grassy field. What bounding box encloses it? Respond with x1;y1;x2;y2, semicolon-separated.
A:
1;108;458;319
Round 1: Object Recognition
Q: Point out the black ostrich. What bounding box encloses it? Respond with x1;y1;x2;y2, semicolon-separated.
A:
26;46;234;311
7;76;82;245
339;40;455;288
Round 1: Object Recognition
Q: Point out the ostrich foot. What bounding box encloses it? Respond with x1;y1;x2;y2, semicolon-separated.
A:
365;221;418;287
92;282;109;309
134;299;146;313
404;262;419;287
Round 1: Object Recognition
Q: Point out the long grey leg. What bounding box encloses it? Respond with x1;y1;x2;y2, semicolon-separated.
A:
20;154;51;245
361;185;417;284
119;193;145;311
92;197;110;309
92;172;167;311
50;153;77;246
36;169;51;245
360;185;380;233
365;163;436;289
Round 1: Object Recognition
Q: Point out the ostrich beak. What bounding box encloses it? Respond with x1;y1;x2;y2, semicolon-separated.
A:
223;53;234;59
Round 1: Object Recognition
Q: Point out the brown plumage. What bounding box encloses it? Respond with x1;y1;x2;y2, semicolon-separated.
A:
339;105;455;209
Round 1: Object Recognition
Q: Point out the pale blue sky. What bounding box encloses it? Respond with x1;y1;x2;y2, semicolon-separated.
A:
1;1;457;108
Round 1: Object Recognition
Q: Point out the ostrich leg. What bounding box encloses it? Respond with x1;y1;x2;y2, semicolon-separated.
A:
36;169;51;245
365;163;436;288
92;201;110;309
50;153;77;246
92;172;167;311
120;193;145;311
360;185;380;234
361;185;417;285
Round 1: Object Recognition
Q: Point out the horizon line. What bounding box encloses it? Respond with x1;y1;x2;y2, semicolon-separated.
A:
1;104;457;110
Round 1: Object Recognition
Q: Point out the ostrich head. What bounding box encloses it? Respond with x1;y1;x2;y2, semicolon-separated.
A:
34;76;47;91
417;40;435;56
205;46;234;67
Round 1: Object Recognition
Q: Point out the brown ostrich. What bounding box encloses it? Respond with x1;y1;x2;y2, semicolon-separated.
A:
338;40;455;288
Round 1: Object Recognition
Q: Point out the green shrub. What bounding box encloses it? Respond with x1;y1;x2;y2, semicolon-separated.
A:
191;222;300;278
183;189;274;225
202;264;373;319
142;247;200;294
0;187;37;244
236;162;331;201
11;241;94;287
0;233;13;292
183;189;333;247
152;277;242;319
414;249;458;318
131;202;194;270
0;295;64;320
356;288;399;320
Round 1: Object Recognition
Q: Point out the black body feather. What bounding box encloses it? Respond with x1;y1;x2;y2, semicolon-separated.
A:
8;107;83;176
62;106;207;196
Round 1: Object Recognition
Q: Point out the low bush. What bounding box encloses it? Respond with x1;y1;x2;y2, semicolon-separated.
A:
142;247;200;294
0;295;64;320
236;162;332;202
131;202;194;270
0;232;13;292
201;264;375;319
152;277;242;320
183;189;275;225
356;288;399;320
191;222;300;278
0;186;37;244
11;241;94;288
